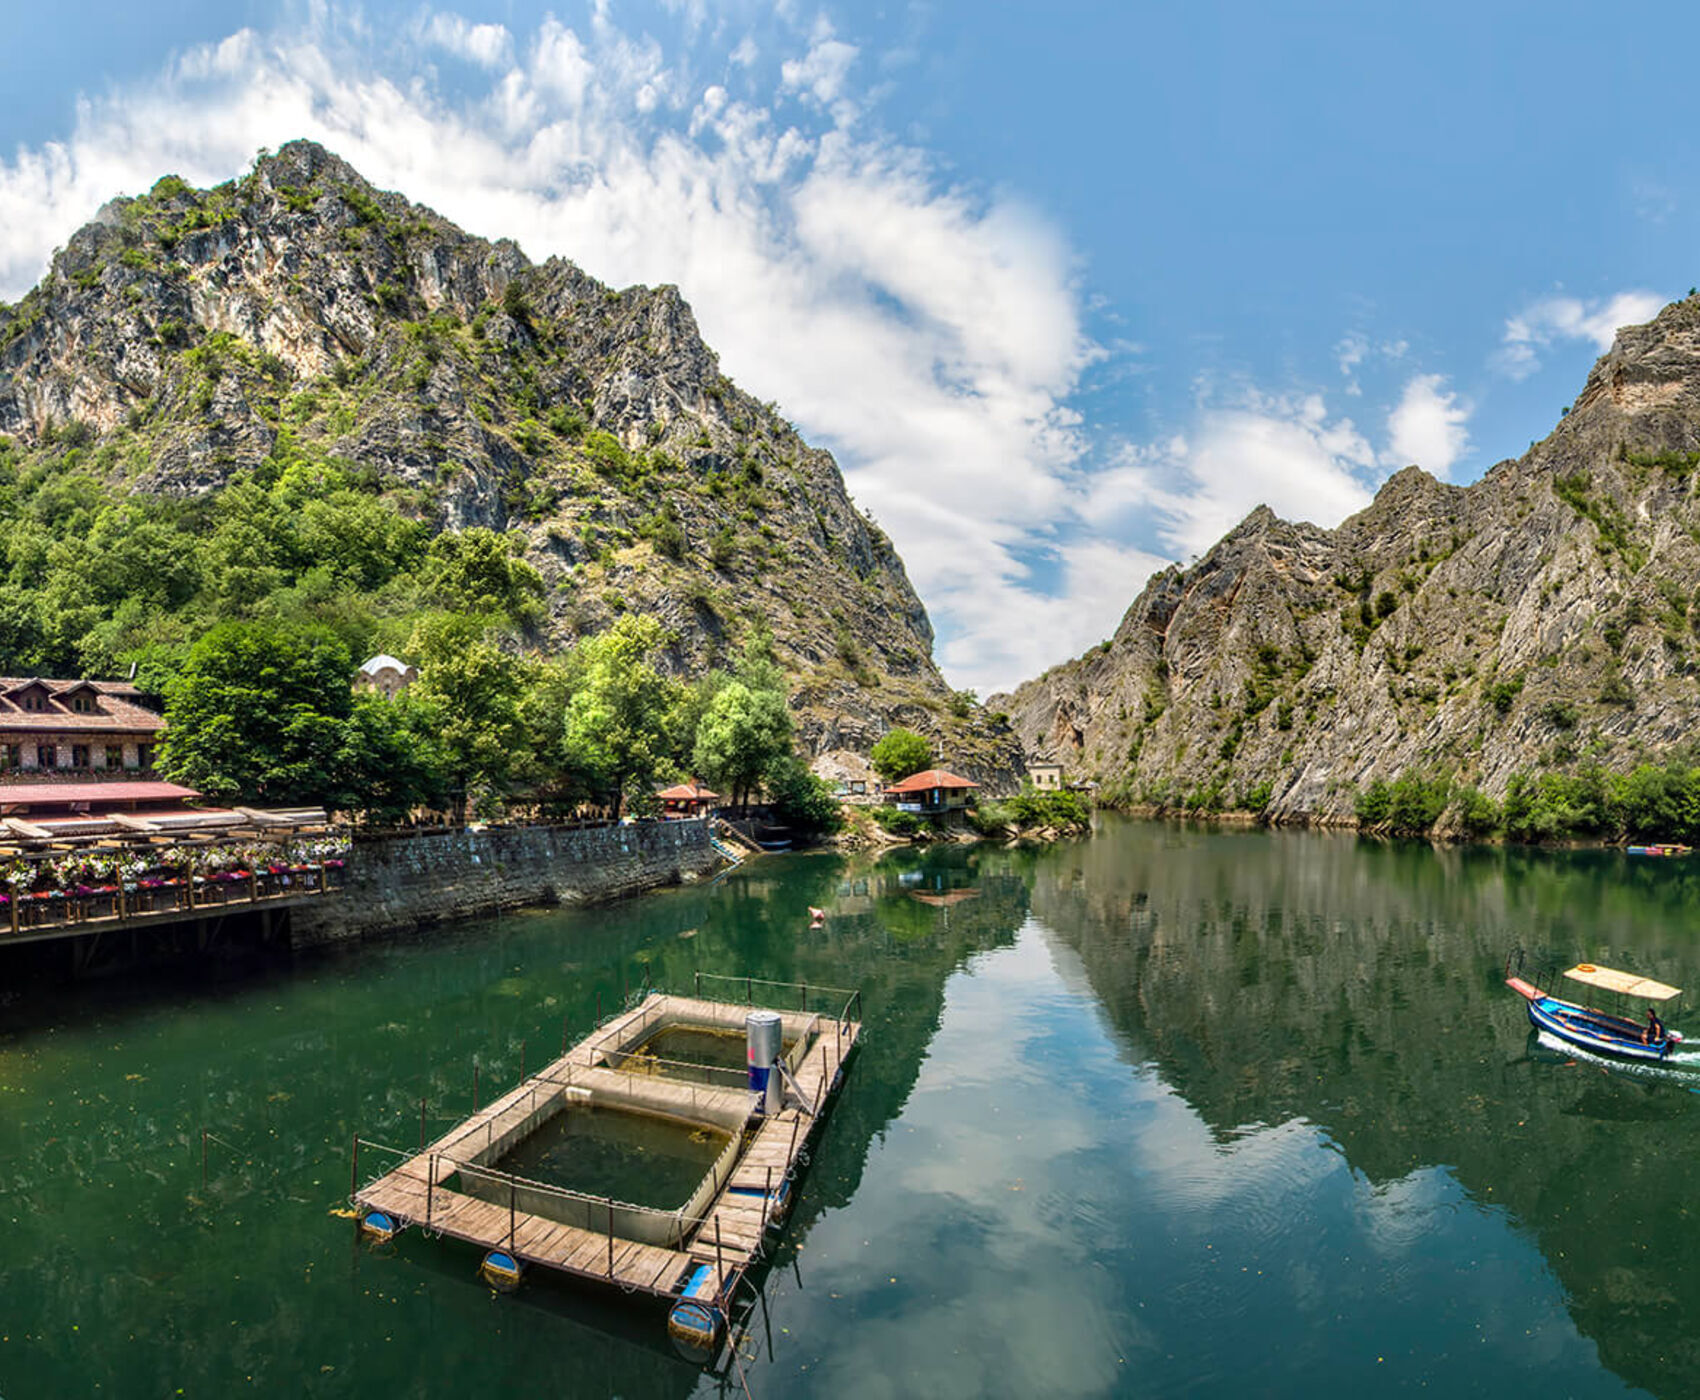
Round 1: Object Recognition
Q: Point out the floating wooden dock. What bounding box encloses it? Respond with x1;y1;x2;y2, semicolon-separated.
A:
350;977;860;1351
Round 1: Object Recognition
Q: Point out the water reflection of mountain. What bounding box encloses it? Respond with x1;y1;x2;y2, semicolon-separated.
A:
0;844;1031;1398
1027;819;1700;1398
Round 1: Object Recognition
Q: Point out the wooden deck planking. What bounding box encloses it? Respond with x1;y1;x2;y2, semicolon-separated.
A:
354;992;861;1303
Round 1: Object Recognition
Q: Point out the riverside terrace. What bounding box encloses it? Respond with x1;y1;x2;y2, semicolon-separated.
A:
0;826;346;949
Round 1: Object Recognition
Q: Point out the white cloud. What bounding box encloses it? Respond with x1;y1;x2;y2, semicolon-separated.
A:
1088;393;1379;562
1385;373;1470;478
420;14;513;70
0;7;1097;696
1495;289;1665;380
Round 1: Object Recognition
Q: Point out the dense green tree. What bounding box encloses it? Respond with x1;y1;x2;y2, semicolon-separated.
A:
763;753;842;834
693;680;792;811
410;613;536;818
870;727;932;783
421;528;545;625
160;619;357;805
560;614;681;814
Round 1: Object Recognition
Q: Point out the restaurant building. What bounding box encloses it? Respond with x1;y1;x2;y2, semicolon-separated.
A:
0;678;164;775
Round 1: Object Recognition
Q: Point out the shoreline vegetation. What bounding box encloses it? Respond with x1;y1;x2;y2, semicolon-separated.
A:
1098;753;1700;849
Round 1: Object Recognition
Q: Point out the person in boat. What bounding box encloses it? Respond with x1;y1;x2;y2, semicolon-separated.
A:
1645;1006;1666;1045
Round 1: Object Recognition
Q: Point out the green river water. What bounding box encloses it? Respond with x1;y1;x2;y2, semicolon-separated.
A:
5;816;1700;1397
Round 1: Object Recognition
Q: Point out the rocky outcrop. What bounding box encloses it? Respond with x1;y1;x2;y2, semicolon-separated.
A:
0;141;1021;788
995;296;1700;819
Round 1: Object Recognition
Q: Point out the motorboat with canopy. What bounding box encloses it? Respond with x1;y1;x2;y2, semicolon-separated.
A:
1505;954;1685;1062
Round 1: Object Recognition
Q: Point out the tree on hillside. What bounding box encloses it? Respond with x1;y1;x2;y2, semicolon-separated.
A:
870;727;932;784
422;527;546;625
160;619;357;806
560;614;681;815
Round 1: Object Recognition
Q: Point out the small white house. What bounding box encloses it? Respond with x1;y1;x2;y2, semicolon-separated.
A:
1028;761;1065;791
354;654;418;701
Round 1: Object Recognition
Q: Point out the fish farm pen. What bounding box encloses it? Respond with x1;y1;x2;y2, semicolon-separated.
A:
350;974;862;1361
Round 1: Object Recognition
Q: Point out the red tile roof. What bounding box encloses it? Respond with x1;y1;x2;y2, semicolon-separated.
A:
657;782;720;801
0;678;164;735
885;769;980;793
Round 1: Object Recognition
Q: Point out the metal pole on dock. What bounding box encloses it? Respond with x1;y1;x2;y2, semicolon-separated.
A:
509;1180;516;1251
694;970;700;999
561;1016;568;1055
607;1201;615;1277
350;1135;359;1198
519;1040;526;1082
801;979;807;1011
746;975;752;1005
426;1155;435;1226
764;1165;772;1229
420;1098;427;1151
714;1217;726;1308
473;1060;480;1112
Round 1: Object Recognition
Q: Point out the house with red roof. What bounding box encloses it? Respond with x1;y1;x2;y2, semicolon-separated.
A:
884;768;981;815
656;781;720;818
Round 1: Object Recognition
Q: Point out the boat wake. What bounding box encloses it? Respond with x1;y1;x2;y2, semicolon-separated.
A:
1535;1030;1700;1083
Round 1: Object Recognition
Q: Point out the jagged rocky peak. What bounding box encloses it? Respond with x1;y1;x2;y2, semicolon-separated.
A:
999;294;1700;820
0;141;1023;787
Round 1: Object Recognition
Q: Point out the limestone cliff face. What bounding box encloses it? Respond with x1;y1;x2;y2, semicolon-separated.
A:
0;141;1019;786
995;297;1700;819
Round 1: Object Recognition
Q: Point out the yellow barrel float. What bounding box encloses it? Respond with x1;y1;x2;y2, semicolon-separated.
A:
667;1263;725;1361
480;1250;523;1293
359;1211;397;1244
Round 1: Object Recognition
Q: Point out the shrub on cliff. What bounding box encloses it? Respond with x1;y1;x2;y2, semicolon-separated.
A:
871;728;932;784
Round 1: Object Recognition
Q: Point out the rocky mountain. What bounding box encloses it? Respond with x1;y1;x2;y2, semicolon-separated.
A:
994;297;1700;821
0;140;1018;785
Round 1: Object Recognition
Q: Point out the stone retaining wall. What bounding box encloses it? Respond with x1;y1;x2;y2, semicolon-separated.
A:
290;819;715;946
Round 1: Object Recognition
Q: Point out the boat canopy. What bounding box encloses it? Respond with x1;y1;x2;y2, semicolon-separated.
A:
1562;964;1682;1001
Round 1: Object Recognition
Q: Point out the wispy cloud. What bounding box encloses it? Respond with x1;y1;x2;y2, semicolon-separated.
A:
1088;392;1379;562
1385;373;1470;478
1495;289;1665;380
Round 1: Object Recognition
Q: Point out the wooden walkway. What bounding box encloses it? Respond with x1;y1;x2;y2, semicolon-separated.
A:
352;988;861;1303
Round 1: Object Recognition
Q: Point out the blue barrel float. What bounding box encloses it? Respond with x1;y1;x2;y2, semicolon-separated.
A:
359;1211;397;1243
480;1250;523;1292
667;1262;725;1361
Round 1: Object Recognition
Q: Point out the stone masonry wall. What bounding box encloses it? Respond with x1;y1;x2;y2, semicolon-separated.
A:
291;819;715;946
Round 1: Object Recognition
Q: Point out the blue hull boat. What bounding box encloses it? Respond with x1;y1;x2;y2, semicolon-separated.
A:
1506;961;1684;1063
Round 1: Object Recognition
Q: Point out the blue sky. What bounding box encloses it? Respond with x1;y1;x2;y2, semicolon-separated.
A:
0;2;1690;692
